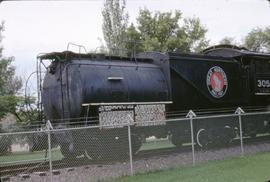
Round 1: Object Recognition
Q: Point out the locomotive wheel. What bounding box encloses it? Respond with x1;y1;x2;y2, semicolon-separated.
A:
196;128;210;148
170;133;184;148
84;135;127;160
244;122;258;138
131;134;143;154
222;126;235;145
60;143;77;159
84;134;142;160
212;126;234;146
84;148;102;160
84;135;103;160
250;133;257;138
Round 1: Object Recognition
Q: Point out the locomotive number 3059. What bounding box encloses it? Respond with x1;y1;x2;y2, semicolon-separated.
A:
257;79;270;88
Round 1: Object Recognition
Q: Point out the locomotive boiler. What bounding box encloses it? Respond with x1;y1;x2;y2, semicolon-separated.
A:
38;45;270;158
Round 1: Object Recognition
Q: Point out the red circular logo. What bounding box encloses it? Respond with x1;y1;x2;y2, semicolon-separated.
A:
210;72;224;92
206;66;228;98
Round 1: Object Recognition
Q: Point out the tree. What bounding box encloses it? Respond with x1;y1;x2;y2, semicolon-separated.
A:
125;9;209;54
0;22;22;120
219;37;236;45
102;0;128;56
243;27;270;52
125;23;143;56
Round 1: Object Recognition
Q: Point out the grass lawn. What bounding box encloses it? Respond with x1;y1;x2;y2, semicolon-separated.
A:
105;152;270;182
0;148;63;166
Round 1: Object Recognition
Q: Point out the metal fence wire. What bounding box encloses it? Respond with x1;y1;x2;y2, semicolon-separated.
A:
0;129;50;182
0;108;270;182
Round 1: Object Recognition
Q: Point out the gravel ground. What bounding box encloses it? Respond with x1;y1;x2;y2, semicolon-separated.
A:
3;142;270;182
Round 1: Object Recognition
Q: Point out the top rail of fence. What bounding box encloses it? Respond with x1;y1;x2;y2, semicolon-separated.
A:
1;109;270;136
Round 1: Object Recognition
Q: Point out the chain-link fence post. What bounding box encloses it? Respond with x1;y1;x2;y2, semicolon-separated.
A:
46;120;53;182
186;110;196;165
235;107;245;156
127;124;134;176
127;115;134;176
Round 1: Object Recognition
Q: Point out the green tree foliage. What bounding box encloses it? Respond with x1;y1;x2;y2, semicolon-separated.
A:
125;9;209;54
243;27;270;52
125;24;143;56
0;22;22;120
102;0;128;55
219;37;236;45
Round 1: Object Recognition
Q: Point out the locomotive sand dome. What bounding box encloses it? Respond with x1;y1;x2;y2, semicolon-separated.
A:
37;45;270;158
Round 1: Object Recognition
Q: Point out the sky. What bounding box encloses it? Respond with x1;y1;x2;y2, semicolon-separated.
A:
0;0;270;82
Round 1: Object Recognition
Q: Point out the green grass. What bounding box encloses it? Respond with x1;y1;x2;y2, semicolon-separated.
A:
0;148;63;166
105;152;270;182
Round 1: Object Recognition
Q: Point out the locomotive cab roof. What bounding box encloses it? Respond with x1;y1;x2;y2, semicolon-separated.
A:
168;44;270;61
202;44;270;59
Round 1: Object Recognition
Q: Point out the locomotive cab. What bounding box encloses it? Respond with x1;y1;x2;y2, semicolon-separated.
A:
252;58;270;96
203;44;270;105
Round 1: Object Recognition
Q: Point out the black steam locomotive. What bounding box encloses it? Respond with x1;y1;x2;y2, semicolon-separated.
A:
38;45;270;158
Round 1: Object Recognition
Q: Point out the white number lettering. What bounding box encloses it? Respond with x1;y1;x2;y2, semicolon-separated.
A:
257;79;270;88
258;80;262;87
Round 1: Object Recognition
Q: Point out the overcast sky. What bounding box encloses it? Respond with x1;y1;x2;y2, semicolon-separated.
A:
0;0;270;81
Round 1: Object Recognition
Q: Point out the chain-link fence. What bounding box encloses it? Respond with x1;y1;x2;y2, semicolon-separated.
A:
1;108;270;182
0;129;51;182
